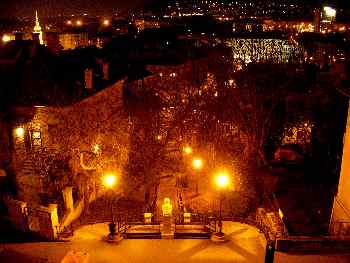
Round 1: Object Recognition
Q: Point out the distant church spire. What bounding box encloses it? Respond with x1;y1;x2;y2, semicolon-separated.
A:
33;10;43;44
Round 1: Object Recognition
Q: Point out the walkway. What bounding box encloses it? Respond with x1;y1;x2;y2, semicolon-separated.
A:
1;222;266;263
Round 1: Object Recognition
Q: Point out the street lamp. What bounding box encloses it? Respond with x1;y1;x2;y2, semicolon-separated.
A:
103;173;118;237
103;174;117;189
192;157;203;194
214;171;230;237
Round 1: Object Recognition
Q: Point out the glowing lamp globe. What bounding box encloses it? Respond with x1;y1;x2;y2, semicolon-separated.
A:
192;158;203;170
215;172;230;189
183;146;192;155
103;174;117;188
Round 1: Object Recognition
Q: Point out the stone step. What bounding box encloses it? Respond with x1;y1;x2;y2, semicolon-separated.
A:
161;231;174;239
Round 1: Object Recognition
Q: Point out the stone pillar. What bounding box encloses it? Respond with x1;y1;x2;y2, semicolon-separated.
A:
62;186;74;212
48;204;59;239
37;204;59;240
329;104;350;236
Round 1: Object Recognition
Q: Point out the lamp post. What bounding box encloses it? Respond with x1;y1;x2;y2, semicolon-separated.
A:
214;172;230;237
192;157;203;194
103;173;117;236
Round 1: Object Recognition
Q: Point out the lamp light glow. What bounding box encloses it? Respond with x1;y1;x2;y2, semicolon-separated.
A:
183;146;192;155
2;34;11;43
15;127;25;137
103;174;117;188
192;158;203;170
215;172;230;189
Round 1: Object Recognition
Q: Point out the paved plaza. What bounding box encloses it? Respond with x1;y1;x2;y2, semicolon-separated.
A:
1;222;350;263
0;222;266;263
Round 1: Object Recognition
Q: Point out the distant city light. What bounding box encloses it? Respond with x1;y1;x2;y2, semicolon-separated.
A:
76;20;82;26
323;6;336;18
2;34;11;43
67;20;72;25
103;19;110;26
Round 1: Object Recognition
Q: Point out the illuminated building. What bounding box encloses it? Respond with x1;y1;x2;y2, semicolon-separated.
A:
320;6;337;33
59;32;89;50
2;34;14;43
322;6;336;23
33;10;44;45
134;19;160;32
225;38;303;69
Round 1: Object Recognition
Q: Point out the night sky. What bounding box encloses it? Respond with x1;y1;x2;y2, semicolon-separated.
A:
0;0;159;17
0;0;348;18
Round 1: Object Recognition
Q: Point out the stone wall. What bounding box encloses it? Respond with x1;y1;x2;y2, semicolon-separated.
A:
10;80;131;206
26;203;59;240
329;103;350;235
4;197;59;240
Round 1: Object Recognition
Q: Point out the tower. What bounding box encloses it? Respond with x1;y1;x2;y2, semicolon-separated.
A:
314;8;321;33
33;10;43;45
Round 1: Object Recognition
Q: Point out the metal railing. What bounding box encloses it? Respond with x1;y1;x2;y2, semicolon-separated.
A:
174;213;217;234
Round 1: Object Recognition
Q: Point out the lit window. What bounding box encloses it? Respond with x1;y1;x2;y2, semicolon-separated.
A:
32;131;41;139
31;129;42;147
